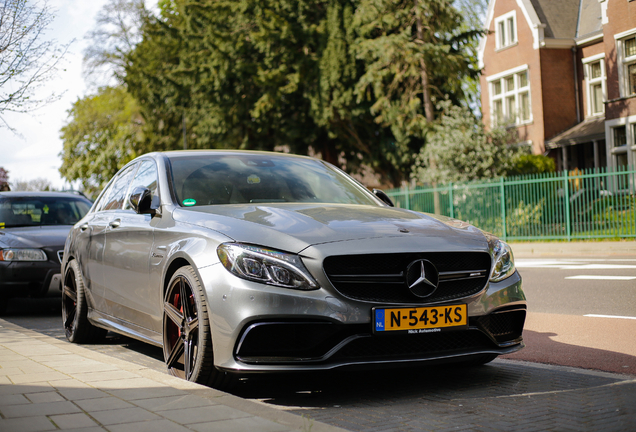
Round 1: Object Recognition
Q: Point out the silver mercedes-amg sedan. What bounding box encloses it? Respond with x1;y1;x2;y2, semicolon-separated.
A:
61;150;526;390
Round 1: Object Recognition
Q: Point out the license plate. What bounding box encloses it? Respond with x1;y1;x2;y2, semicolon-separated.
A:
373;304;467;334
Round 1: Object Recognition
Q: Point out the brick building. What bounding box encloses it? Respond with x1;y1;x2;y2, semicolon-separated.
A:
478;0;636;172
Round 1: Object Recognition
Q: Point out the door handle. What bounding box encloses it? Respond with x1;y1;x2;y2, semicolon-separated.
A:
109;219;121;228
80;223;89;231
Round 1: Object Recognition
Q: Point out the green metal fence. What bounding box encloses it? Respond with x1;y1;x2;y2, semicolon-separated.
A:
385;166;636;241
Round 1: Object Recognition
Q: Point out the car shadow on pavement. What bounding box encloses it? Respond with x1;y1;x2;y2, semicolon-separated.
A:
234;356;625;408
502;329;636;375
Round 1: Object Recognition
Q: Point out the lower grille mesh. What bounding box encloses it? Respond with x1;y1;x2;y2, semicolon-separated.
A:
472;310;526;343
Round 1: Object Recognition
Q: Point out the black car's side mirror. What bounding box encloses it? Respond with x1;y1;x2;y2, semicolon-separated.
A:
373;189;394;207
129;187;156;215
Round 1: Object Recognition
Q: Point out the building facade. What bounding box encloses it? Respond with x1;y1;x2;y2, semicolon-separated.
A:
479;0;636;172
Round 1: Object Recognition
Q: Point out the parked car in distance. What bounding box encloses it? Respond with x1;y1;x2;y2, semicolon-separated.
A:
0;192;93;313
62;150;526;390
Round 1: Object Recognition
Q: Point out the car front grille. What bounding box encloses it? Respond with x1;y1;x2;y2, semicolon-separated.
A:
323;252;491;304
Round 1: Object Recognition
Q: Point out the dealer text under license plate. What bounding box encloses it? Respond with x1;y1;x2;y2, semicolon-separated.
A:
374;304;467;334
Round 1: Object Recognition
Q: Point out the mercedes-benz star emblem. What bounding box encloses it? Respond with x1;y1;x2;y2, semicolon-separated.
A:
405;259;439;298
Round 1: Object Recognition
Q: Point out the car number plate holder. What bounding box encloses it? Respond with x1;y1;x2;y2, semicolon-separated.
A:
373;304;468;334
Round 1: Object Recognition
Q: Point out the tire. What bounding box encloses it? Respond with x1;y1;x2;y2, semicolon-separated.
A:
62;260;107;343
162;266;235;390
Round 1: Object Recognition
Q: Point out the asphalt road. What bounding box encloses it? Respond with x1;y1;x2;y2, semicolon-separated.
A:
503;255;636;375
515;256;636;316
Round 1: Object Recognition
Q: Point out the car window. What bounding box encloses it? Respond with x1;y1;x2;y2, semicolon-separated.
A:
92;178;115;213
168;154;379;207
102;164;137;211
124;159;160;210
0;196;92;228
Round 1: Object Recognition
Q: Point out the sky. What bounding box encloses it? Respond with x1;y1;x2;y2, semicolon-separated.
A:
0;0;112;190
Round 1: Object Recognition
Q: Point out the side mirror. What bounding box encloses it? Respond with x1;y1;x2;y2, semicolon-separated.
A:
129;187;156;215
373;189;394;207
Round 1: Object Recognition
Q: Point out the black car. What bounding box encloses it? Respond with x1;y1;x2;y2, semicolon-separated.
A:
0;192;92;313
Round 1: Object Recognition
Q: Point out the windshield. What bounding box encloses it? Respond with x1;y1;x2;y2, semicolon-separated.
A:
168;153;379;207
0;196;92;228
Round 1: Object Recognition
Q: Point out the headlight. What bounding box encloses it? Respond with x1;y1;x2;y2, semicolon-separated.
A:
484;234;516;282
217;243;319;290
0;248;48;262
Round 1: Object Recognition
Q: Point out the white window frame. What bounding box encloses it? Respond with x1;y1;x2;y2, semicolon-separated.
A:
605;115;636;170
614;28;636;98
487;65;532;127
582;54;606;117
495;11;517;51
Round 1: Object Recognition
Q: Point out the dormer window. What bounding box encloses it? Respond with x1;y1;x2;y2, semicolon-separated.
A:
495;11;517;50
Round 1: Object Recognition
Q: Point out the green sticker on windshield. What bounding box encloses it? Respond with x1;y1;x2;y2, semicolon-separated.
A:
43;205;49;214
183;199;196;206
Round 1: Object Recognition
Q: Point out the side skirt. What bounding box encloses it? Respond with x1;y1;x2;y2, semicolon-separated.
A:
88;309;163;347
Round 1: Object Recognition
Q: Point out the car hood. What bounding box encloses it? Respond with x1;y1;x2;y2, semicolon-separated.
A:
0;225;71;249
173;204;488;254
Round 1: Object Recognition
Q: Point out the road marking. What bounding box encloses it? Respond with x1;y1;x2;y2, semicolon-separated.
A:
584;314;636;320
565;275;636;280
516;259;636;270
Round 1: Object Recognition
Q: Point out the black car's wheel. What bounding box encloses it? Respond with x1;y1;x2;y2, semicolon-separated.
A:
163;266;233;389
62;259;106;343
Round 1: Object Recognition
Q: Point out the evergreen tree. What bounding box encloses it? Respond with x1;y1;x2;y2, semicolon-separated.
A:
353;0;482;179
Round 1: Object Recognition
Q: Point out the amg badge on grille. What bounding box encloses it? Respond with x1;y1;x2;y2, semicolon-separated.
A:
405;259;439;298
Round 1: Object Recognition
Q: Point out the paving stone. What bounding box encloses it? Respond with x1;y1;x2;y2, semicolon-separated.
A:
0;383;54;395
9;371;69;384
74;396;135;412
0;393;30;406
1;401;82;418
70;370;141;383
90;407;161;426
46;361;119;374
26;391;66;403
189;416;291;432
106;386;187;401
157;405;252;424
107;419;192;432
133;394;215;411
0;416;57;432
30;354;76;364
0;367;24;376
49;412;100;429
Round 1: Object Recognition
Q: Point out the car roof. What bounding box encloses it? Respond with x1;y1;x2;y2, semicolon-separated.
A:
158;149;318;161
0;191;90;199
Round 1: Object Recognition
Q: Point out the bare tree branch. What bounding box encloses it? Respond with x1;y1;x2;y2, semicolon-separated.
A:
0;0;71;129
83;0;147;87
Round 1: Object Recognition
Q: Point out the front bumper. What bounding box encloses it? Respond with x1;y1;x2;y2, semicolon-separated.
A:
0;248;63;298
199;263;526;373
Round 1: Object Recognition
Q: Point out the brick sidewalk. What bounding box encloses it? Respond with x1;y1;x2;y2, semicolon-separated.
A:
0;319;345;432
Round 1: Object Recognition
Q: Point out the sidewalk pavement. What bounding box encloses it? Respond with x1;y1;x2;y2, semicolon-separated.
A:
509;240;636;257
0;319;346;432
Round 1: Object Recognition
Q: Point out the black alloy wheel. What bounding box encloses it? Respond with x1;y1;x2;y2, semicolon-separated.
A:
62;259;106;343
163;266;217;384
